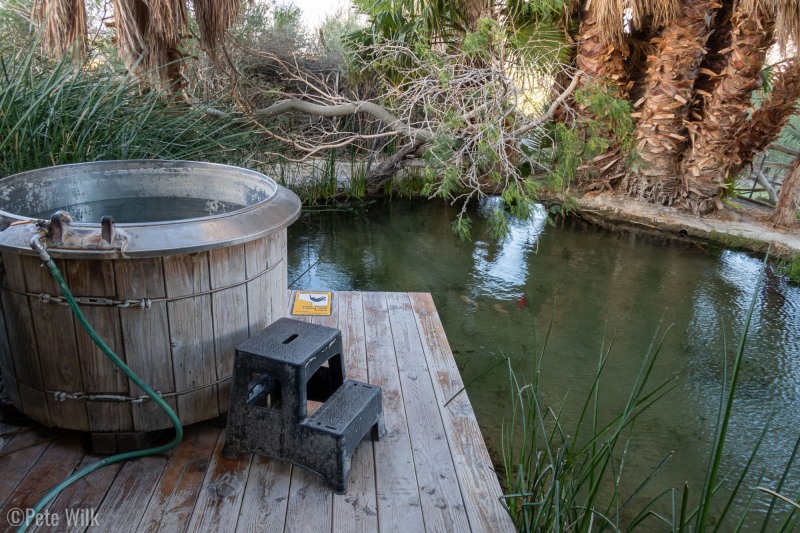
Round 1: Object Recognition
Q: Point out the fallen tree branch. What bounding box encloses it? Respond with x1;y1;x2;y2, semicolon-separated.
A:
252;98;434;142
258;131;404;162
754;170;779;204
366;140;427;193
769;143;800;158
201;33;573;225
203;103;406;158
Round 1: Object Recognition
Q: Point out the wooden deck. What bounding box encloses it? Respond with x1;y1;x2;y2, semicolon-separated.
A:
0;292;514;532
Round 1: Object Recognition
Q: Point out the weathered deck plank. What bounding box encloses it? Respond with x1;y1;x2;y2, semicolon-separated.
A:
362;292;426;533
89;455;166;533
43;454;123;533
409;293;515;532
332;292;379;533
0;428;61;509
234;455;292;533
0;433;85;520
385;292;471;532
185;431;251;533
138;424;221;532
0;292;511;533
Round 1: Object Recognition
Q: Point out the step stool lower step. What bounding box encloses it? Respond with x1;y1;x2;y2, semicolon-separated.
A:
224;378;386;493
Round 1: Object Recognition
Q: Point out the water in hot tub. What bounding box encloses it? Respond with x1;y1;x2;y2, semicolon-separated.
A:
30;197;244;223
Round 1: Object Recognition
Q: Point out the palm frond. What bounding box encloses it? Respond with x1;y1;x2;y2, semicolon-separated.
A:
111;0;146;68
194;0;242;58
774;0;800;52
632;0;682;31
32;0;86;56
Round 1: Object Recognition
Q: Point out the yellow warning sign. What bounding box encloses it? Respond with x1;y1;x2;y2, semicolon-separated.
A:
291;291;332;316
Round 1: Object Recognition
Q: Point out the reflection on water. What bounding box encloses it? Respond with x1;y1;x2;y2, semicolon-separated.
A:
468;203;547;300
287;198;800;526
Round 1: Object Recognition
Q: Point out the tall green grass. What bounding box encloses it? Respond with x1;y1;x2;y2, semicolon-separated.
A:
0;40;258;177
501;325;675;531
501;255;800;531
263;148;371;205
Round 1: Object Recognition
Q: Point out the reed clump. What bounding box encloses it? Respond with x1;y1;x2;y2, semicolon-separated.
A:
0;39;257;178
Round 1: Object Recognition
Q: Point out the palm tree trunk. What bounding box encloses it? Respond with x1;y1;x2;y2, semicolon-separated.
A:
626;0;718;205
571;1;631;189
690;0;734;114
679;3;776;213
458;0;493;31
575;4;630;98
734;58;800;174
771;156;800;227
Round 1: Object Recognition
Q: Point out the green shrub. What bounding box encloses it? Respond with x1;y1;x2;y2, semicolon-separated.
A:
778;256;800;284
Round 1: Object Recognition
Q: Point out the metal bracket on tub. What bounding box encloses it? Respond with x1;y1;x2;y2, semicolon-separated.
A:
43;211;129;254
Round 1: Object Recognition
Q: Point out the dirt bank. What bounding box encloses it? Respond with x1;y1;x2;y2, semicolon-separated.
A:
574;191;800;260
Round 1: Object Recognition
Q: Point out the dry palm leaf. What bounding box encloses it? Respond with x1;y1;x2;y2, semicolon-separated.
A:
194;0;242;58
111;0;146;68
33;0;87;57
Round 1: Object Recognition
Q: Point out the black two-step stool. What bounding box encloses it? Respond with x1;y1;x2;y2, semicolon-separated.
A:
222;317;386;493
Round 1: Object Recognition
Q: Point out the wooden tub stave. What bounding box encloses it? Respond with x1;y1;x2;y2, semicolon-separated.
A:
0;231;288;432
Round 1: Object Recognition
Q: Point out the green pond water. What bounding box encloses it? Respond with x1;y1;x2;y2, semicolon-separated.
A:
286;198;800;526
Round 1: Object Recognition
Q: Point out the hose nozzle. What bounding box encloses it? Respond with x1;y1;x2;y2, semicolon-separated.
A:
30;227;52;264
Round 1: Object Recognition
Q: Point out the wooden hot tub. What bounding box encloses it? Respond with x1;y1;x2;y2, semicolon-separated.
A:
0;160;301;434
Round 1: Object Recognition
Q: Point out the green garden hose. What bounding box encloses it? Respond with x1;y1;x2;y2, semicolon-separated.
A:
21;230;183;532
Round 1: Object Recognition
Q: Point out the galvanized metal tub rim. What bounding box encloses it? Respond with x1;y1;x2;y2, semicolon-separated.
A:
0;160;301;259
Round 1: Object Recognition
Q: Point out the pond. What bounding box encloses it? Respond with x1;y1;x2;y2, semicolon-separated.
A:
286;198;800;526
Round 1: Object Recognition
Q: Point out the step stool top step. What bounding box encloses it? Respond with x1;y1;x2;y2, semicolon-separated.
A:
238;318;341;366
304;380;381;435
